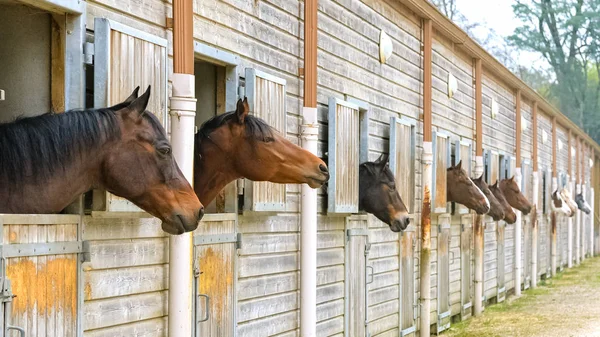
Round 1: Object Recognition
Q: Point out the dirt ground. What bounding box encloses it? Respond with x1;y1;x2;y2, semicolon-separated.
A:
444;256;600;337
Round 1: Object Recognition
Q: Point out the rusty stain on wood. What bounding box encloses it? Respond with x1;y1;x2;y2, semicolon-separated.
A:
7;257;77;317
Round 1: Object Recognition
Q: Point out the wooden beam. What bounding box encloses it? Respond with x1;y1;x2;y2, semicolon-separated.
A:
515;90;521;165
568;130;572;176
173;0;193;74
532;102;538;172
475;58;483;157
577;137;581;184
423;19;432;143
552;117;557;177
304;0;317;108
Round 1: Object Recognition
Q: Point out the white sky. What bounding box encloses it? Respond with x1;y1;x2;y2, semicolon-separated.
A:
455;0;548;69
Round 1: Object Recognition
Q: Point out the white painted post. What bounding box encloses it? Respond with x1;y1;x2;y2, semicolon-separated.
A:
473;156;484;316
514;168;522;297
420;141;433;337
568;177;573;268
576;183;582;265
591;188;595;257
300;107;318;337
168;73;197;337
551;177;558;277
531;172;539;288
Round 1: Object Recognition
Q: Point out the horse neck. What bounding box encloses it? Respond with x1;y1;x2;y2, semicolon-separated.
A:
194;144;240;205
0;143;105;213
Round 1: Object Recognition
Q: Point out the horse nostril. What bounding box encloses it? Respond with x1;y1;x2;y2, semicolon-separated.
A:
198;207;205;220
319;164;329;174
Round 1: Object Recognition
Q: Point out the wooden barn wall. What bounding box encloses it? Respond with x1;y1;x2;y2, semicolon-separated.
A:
82;216;168;336
430;31;475;324
537;111;553;275
482;71;516;154
67;0;598;336
521;101;533;162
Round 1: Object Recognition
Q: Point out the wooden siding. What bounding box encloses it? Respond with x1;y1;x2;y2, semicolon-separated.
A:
482;72;516;154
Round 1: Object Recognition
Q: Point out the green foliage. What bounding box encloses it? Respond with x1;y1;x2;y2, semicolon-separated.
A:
509;0;600;142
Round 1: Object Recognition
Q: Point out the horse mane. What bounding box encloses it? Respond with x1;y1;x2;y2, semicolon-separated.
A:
0;108;121;187
197;110;275;143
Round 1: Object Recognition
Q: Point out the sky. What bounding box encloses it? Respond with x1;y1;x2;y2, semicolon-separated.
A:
454;0;547;69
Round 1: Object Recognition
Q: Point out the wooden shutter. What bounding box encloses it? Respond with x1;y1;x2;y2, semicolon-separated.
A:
400;227;417;335
94;18;168;212
437;217;451;333
389;117;416;214
460;216;473;318
244;68;287;212
328;98;360;214
455;140;473;214
345;215;369;336
432;132;451;214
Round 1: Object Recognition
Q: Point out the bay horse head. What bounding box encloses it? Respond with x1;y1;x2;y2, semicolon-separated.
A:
473;174;505;221
499;176;533;215
194;98;330;204
575;192;592;215
551;189;573;216
0;86;203;235
103;86;204;234
447;160;490;215
489;181;517;224
359;154;410;232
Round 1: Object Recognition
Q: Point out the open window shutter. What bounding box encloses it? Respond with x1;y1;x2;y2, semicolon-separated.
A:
93;18;168;212
484;149;492;184
389;117;416;214
244;68;287;212
328;98;360;213
432;132;451;214
454;140;472;214
490;151;499;185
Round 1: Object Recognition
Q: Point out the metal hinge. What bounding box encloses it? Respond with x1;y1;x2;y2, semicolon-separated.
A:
237;179;245;195
83;42;94;65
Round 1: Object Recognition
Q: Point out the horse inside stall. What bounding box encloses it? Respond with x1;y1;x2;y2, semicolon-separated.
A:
359;154;410;232
551;189;573;216
193;97;330;205
499;176;533;215
0;86;204;235
559;188;578;216
489;181;517;224
575;192;592;215
447;160;490;215
473;174;505;221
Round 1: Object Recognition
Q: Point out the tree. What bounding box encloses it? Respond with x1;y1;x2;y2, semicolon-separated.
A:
509;0;600;132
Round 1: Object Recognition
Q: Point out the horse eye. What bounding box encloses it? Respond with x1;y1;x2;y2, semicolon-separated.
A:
158;146;171;155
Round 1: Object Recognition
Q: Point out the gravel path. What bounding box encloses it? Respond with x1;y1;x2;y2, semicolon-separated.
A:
444;256;600;337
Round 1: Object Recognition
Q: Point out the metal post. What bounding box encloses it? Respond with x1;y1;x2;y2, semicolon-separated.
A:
473;156;484;316
551;178;558;277
514;168;522;297
531;172;539;288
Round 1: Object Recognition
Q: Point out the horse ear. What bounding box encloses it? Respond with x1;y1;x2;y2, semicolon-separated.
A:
127;85;151;118
456;160;462;170
492;180;498;188
510;175;515;182
236;97;250;124
108;86;140;111
377;153;390;166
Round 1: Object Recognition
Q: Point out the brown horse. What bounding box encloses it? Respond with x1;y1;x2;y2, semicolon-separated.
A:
499;176;533;215
359;154;410;232
0;86;204;235
447;160;490;215
194;98;330;205
473;174;505;221
489;181;517;224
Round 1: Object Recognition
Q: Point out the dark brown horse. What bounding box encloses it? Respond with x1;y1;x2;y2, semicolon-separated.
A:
473;174;505;221
489;181;517;224
194;98;330;205
447;160;490;215
499;176;533;215
0;86;203;235
359;154;410;232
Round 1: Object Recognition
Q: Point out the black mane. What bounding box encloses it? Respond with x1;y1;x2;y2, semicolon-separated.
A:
197;110;275;143
0;108;121;187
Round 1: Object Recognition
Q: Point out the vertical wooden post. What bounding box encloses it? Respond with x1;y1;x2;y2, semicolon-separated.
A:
576;137;581;264
473;58;484;317
419;18;433;337
514;90;523;296
531;101;539;287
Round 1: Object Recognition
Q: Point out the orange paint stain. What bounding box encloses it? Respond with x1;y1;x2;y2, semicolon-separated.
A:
9;231;17;243
7;257;78;318
198;247;233;324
